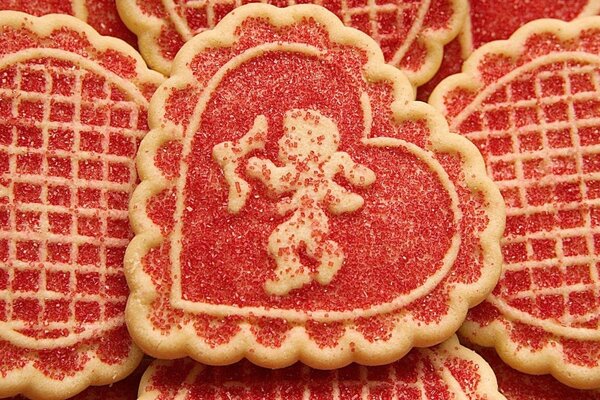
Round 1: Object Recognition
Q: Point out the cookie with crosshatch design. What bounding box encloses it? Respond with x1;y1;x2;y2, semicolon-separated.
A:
430;17;600;389
137;336;505;400
116;0;466;84
126;3;504;368
7;359;147;400
473;345;600;400
0;0;137;47
0;11;163;400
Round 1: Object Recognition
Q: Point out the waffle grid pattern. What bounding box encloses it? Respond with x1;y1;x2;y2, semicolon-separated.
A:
463;61;600;327
162;359;446;399
0;60;145;336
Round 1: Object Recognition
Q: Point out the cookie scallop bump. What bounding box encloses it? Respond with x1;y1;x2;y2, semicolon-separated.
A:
430;17;600;389
126;3;505;369
115;0;467;84
0;11;164;400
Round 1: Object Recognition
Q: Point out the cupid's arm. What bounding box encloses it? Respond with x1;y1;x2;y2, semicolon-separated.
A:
246;158;294;194
324;152;376;187
212;115;268;213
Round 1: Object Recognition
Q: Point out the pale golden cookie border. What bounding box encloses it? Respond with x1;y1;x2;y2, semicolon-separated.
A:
401;0;468;86
125;3;504;369
430;17;600;390
116;0;468;85
0;11;164;400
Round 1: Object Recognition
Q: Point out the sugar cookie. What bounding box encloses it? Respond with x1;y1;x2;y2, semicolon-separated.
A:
126;3;504;368
138;336;505;400
431;17;600;389
475;346;600;400
0;11;163;399
0;0;137;47
418;0;600;101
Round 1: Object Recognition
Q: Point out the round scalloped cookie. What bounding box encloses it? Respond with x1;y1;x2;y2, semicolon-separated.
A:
474;346;600;400
0;11;163;400
431;18;600;389
137;336;506;400
125;3;504;369
0;0;138;47
116;0;467;83
418;0;600;101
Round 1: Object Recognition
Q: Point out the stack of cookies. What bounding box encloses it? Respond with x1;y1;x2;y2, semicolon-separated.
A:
0;1;598;399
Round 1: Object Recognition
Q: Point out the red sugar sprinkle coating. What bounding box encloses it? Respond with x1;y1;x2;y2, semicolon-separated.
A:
127;5;501;368
179;57;455;309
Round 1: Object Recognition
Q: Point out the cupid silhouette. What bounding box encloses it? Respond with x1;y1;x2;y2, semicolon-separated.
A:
213;109;375;295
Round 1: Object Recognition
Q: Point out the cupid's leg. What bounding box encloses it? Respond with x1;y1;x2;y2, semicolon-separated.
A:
304;208;344;286
265;209;312;296
264;207;343;296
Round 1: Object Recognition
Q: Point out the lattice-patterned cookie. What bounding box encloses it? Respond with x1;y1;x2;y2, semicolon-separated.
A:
431;18;600;389
126;3;504;368
0;0;137;47
116;0;466;83
418;0;600;101
7;360;147;400
137;336;506;400
0;11;163;400
472;346;600;400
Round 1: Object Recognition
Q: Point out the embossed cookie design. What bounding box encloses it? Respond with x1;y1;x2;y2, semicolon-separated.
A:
431;17;600;389
116;0;466;84
137;336;506;400
126;4;504;368
0;12;163;400
215;110;376;295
